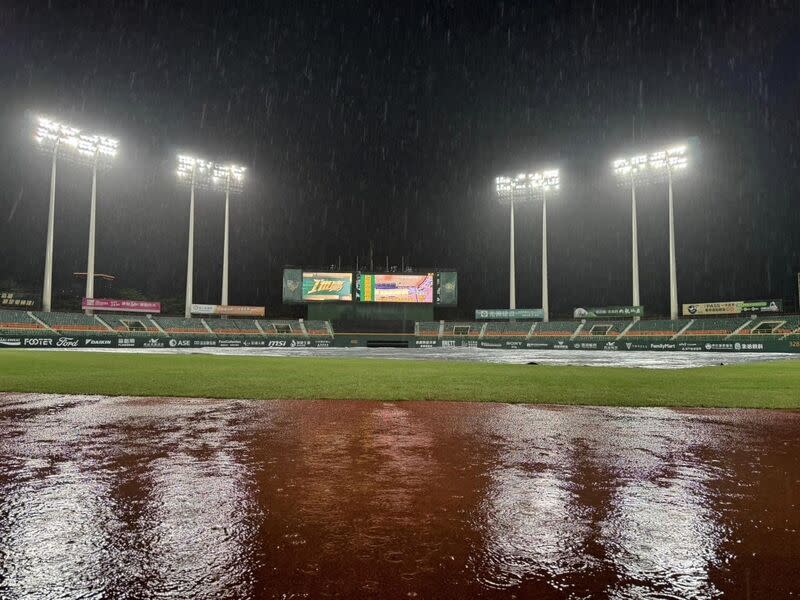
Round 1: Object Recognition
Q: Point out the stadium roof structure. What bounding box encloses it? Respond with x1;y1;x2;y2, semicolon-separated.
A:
494;169;560;203
175;154;246;194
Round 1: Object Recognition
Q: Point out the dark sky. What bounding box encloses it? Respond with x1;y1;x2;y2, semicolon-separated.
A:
1;1;799;317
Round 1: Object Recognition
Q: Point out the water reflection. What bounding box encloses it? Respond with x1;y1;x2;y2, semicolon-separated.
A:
0;394;798;598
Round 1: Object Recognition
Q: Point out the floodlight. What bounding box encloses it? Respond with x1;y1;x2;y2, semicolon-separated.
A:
611;139;698;320
35;116;118;168
612;142;691;185
493;166;560;321
495;169;559;202
176;154;246;194
32;115;119;313
175;154;248;316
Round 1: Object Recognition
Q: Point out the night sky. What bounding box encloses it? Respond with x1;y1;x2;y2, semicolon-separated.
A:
1;1;799;317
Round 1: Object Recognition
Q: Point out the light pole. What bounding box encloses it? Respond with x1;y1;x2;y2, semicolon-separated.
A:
81;135;119;314
221;172;231;306
612;141;693;320
508;199;516;309
33;117;118;313
494;169;560;319
176;155;245;317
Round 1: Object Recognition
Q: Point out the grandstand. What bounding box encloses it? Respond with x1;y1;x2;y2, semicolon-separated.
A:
483;321;535;338
258;320;299;336
99;314;163;337
441;322;482;339
625;319;692;340
573;321;632;340
729;317;800;341
528;320;579;341
33;311;108;334
156;316;212;338
416;322;441;338
0;310;47;335
205;318;262;336
304;320;333;337
1;308;799;351
681;318;750;339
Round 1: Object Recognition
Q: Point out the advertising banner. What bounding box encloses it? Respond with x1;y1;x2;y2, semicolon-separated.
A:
359;273;434;303
1;292;37;309
82;298;161;313
190;304;265;317
475;308;544;320
573;306;644;319
302;272;353;302
435;271;458;306
282;269;303;304
682;300;783;316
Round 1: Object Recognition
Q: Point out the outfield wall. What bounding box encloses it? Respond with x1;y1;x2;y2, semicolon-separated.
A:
0;333;333;349
413;337;800;353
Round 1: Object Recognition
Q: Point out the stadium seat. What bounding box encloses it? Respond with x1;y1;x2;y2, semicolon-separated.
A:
679;317;750;339
528;320;579;341
0;309;46;335
32;311;108;333
624;319;691;340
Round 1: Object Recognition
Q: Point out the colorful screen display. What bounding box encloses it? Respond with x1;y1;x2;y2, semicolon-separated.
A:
360;273;434;303
302;272;353;302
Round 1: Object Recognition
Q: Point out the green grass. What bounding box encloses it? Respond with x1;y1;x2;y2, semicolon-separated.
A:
0;350;798;408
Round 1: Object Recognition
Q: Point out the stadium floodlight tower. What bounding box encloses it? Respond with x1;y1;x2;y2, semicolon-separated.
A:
176;155;245;318
612;140;694;320
33;116;119;313
494;169;560;321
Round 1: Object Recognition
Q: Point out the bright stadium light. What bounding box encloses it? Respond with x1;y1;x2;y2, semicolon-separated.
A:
33;115;119;313
494;168;560;321
176;154;247;317
612;139;697;320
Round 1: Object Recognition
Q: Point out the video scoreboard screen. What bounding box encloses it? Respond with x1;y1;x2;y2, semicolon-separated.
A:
282;269;457;306
302;272;353;302
359;273;433;303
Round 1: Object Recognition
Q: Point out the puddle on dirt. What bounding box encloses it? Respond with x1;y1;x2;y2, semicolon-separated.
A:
1;393;798;598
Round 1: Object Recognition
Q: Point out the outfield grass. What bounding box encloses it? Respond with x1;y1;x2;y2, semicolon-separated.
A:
0;350;798;408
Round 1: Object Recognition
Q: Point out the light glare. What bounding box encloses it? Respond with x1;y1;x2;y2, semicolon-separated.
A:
495;169;560;201
612;142;692;184
34;116;118;165
176;154;246;193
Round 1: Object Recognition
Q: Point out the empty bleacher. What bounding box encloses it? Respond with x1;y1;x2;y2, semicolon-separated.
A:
729;317;800;341
258;320;300;336
204;318;262;336
154;316;212;338
680;317;750;339
99;314;162;337
483;321;535;338
441;322;481;338
528;320;579;341
416;322;440;337
33;311;107;334
0;310;47;335
573;321;631;340
625;319;691;339
304;320;332;337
